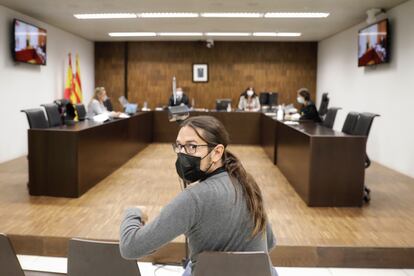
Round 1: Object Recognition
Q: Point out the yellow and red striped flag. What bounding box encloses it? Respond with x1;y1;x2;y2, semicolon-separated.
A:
63;53;82;104
73;54;83;103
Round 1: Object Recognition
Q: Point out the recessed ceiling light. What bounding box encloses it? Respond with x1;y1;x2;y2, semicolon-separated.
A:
108;32;157;37
205;32;251;36
276;32;302;37
264;12;329;18
136;13;199;18
253;32;278;36
158;32;204;36
74;13;137;19
253;32;302;37
200;12;263;18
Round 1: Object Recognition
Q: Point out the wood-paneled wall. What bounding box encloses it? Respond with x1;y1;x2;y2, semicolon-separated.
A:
95;41;317;110
95;43;126;111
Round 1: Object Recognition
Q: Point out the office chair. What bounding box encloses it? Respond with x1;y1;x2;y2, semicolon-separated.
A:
318;93;330;117
103;98;114;112
41;103;63;127
74;104;87;121
259;92;269;105
194;251;274;276
67;238;141;276
268;92;278;107
351;112;380;203
215;99;232;111
341;112;360;134
21;108;48;129
321;107;341;129
0;233;65;276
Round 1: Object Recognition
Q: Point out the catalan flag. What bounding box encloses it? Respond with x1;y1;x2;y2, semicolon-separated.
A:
63;53;81;104
74;54;83;103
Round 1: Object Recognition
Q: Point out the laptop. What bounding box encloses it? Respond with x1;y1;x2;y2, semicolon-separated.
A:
124;103;138;114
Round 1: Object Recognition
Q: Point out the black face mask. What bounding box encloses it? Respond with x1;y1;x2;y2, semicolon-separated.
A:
175;152;212;183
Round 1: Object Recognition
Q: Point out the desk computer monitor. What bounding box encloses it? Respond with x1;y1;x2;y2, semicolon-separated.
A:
216;99;232;111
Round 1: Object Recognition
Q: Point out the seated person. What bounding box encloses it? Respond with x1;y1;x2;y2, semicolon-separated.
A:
119;116;277;276
297;88;322;122
87;87;121;119
168;87;190;107
238;87;261;112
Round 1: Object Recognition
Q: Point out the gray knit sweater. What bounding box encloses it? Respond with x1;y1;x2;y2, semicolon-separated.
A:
119;171;276;272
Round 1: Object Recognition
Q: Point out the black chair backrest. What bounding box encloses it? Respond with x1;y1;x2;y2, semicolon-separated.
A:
319;93;330;116
216;99;232;111
42;103;63;127
21;108;48;129
268;92;278;106
104;98;114;112
75;104;87;121
0;233;26;276
322;107;341;129
67;238;140;276
194;251;273;276
342;112;360;134
259;92;269;105
352;112;380;136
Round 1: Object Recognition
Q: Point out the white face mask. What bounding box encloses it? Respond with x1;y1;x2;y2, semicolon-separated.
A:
297;96;305;104
247;90;254;97
176;91;183;98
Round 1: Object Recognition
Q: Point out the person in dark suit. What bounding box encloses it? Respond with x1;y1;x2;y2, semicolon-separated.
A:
297;88;322;122
168;87;190;107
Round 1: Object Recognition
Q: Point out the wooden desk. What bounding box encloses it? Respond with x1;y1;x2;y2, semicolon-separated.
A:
28;112;152;197
276;121;366;207
260;114;278;164
153;111;261;144
27;111;367;206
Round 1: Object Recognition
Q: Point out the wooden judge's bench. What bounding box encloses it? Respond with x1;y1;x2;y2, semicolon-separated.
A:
27;111;366;207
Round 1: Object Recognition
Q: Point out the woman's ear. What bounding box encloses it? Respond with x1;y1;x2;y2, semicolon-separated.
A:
211;145;225;162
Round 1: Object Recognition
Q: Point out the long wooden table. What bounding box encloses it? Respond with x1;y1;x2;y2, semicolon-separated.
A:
27;111;367;206
153;110;261;144
28;112;152;197
274;119;366;206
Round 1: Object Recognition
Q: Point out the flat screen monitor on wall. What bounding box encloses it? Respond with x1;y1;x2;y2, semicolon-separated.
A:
13;19;47;65
358;19;389;67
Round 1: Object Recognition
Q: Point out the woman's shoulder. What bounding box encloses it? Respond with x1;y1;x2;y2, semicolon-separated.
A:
89;98;99;106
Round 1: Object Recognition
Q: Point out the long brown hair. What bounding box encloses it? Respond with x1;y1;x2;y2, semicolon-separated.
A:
180;115;267;237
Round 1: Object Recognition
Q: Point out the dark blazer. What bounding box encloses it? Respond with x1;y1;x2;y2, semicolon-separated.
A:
300;101;322;122
168;94;190;107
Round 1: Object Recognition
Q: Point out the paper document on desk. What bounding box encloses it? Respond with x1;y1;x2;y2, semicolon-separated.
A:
118;113;130;118
93;113;110;122
284;121;299;125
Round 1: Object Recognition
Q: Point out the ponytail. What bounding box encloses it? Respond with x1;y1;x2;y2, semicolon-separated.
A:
223;150;267;237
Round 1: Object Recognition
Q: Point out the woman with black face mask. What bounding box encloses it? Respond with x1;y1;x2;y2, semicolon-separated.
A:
297;88;322;122
119;116;277;276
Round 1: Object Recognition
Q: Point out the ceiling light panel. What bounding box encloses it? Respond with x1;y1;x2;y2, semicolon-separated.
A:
264;12;329;18
74;13;137;19
200;12;263;18
136;13;199;18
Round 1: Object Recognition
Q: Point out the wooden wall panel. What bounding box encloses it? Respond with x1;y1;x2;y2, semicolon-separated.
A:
96;41;317;110
94;42;125;111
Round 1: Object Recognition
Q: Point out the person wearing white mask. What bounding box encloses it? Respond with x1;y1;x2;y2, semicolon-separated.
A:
168;87;190;107
238;87;261;112
297;88;322;122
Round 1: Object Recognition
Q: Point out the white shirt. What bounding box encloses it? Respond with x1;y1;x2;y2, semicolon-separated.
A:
87;99;108;119
238;96;261;112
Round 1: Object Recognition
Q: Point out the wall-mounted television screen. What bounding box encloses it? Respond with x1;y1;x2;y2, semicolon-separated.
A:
358;19;389;67
13;19;47;65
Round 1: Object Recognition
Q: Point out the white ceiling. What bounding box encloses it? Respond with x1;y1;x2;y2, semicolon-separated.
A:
0;0;407;41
